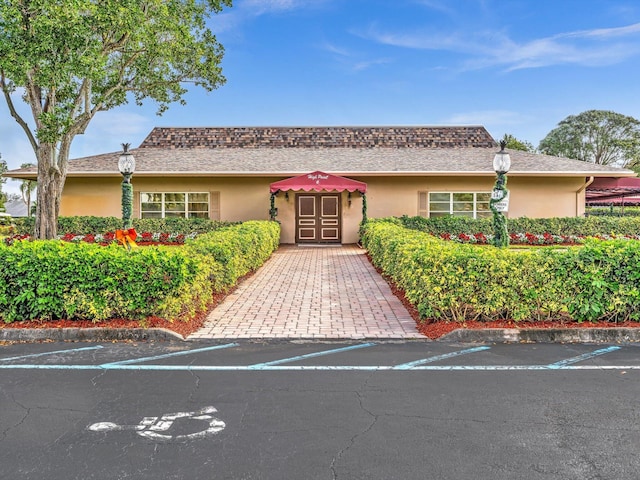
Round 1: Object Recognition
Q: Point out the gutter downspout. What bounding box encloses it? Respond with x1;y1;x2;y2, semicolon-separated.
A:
577;176;595;216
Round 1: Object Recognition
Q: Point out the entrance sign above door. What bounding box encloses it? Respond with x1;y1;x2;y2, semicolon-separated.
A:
270;171;367;193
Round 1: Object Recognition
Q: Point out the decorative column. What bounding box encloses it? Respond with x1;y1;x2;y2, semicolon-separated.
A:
490;140;511;248
118;143;136;229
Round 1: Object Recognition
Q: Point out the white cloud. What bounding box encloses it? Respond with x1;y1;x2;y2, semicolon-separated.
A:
318;41;392;72
352;58;392;72
213;0;332;33
412;0;456;16
356;21;640;72
441;110;529;127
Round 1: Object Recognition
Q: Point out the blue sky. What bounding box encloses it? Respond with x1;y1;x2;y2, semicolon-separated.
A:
3;0;640;194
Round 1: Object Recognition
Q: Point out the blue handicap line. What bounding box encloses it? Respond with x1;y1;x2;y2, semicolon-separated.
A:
100;343;239;367
248;342;377;368
546;346;621;369
0;345;104;362
393;346;491;370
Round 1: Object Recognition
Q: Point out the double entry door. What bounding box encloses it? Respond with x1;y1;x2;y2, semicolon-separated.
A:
295;193;341;243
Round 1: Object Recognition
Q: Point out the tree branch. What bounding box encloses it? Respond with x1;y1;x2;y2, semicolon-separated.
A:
0;70;39;153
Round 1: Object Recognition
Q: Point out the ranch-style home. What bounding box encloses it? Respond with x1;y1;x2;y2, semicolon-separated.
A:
6;126;636;244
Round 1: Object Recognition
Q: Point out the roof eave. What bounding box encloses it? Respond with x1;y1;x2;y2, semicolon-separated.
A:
8;170;635;178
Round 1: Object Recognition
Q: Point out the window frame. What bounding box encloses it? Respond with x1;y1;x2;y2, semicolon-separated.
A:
140;192;210;219
423;191;493;219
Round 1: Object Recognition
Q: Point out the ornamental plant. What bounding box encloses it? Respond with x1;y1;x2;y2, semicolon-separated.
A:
361;219;640;323
0;221;280;323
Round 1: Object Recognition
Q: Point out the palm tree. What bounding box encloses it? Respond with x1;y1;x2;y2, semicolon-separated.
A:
19;163;37;217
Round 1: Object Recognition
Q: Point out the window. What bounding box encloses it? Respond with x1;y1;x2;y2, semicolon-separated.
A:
419;192;492;219
141;192;210;218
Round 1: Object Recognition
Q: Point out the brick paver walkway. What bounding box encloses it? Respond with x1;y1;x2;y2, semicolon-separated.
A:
188;245;422;339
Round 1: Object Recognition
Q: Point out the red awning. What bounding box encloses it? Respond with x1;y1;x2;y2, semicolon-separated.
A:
585;177;640;202
269;171;367;194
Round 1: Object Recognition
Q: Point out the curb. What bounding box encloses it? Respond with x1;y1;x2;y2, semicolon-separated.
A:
0;328;184;343
438;328;640;343
3;328;640;344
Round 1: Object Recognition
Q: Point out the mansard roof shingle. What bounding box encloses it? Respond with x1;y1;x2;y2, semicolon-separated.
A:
139;126;497;149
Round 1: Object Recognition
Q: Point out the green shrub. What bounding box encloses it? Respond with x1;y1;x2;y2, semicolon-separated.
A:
361;219;640;323
587;206;640;217
557;239;640;322
185;220;281;292
0;220;280;323
12;216;236;235
398;214;640;237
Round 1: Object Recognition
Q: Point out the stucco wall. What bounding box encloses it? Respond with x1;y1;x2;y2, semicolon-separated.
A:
60;174;588;243
348;175;587;219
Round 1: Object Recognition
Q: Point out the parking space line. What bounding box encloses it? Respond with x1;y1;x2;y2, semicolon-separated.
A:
546;346;621;369
393;346;490;370
248;343;376;368
0;345;104;362
100;343;239;367
2;363;640;371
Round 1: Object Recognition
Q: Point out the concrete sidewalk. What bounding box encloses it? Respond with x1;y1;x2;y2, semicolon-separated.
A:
187;245;422;340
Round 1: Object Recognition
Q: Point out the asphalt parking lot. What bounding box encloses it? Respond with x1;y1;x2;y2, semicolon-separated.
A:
2;340;640;479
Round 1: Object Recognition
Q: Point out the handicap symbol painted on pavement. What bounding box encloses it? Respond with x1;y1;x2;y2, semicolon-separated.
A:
88;406;225;441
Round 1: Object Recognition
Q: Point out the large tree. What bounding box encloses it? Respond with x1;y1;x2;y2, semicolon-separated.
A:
538;110;640;167
0;0;231;239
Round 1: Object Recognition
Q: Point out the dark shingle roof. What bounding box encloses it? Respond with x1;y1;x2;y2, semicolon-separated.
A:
139;126;497;149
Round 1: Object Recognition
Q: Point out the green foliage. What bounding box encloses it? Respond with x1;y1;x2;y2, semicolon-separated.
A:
12;216;236;235
490;172;509;247
121;182;133;229
501;133;535;153
587;206;640;217
398;214;640;237
0;0;231;238
557;239;640;322
186;221;281;292
0;221;280;324
538;110;640;167
361;219;640;323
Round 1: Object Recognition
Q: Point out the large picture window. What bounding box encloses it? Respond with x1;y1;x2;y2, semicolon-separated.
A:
422;192;492;219
141;192;210;218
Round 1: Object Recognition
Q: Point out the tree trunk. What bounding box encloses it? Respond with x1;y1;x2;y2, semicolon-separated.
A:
33;146;64;240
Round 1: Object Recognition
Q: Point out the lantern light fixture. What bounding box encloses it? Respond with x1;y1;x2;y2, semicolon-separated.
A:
118;143;135;176
493;140;511;174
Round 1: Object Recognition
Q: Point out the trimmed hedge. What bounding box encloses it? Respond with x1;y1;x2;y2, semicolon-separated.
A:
399;214;640;236
361;219;640;323
0;220;280;323
12;216;236;235
587;207;640;217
